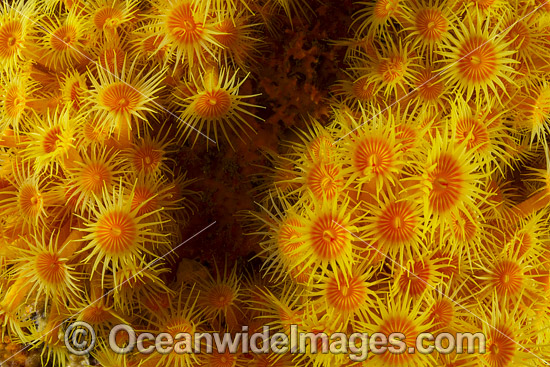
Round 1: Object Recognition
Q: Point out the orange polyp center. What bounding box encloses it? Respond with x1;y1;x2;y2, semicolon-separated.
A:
322;228;337;242
399;260;431;296
82;304;111;324
307;136;333;161
354;136;393;176
278;218;304;256
99;48;126;71
144;292;170;312
0;21;23;57
51;25;77;51
19;184;43;219
377;201;417;245
510;232;531;256
43;126;63;154
183;20;194;31
450;209;477;242
214;20;238;47
431;299;454;327
379;316;416;363
416;8;448;42
167;4;204;44
36;252;65;284
68;81;83;108
396;125;416;152
84;121;108;142
428;153;464;213
326;274;366;311
485;327;515;367
456;118;490;153
321;177;333;190
491;260;523;296
434;177;448;190
4;86;26;119
96;210;138;254
352;78;374;101
131;186;158;216
369;154;380;168
471;0;497;11
379;56;405;83
80;162;111;193
94;7;124;30
307;163;341;200
311;216;349;260
166;317;193;335
109;224;122;236
340;285;349;296
101;83;140;113
13;97;22;107
374;0;397;19
392;216;403;228
457;36;497;83
207;284;234;309
195;89;232;119
417;68;443;101
143;34;164;54
134;144;162;173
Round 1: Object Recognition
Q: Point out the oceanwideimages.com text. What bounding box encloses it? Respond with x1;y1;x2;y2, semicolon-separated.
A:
66;322;486;361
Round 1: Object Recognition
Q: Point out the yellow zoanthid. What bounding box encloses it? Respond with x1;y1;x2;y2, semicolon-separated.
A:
63;145;124;213
149;0;223;70
87;56;166;140
309;261;382;329
352;0;406;38
339;107;406;200
34;9;89;71
196;260;243;329
400;0;456;59
120;125;175;176
0;161;54;233
59;68;88;111
11;230;81;310
289;198;363;281
176;67;261;150
362;191;425;265
437;11;517;106
0;0;38;72
78;181;170;286
361;293;435;367
22;107;81;175
145;286;203;367
0;68;37;137
409;129;487;236
212;11;263;70
85;0;139;44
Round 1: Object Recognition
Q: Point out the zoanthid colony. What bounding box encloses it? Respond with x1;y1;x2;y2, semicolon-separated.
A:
0;0;549;367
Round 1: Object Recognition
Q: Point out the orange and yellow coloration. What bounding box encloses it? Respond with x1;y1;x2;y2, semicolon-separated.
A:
0;1;549;367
